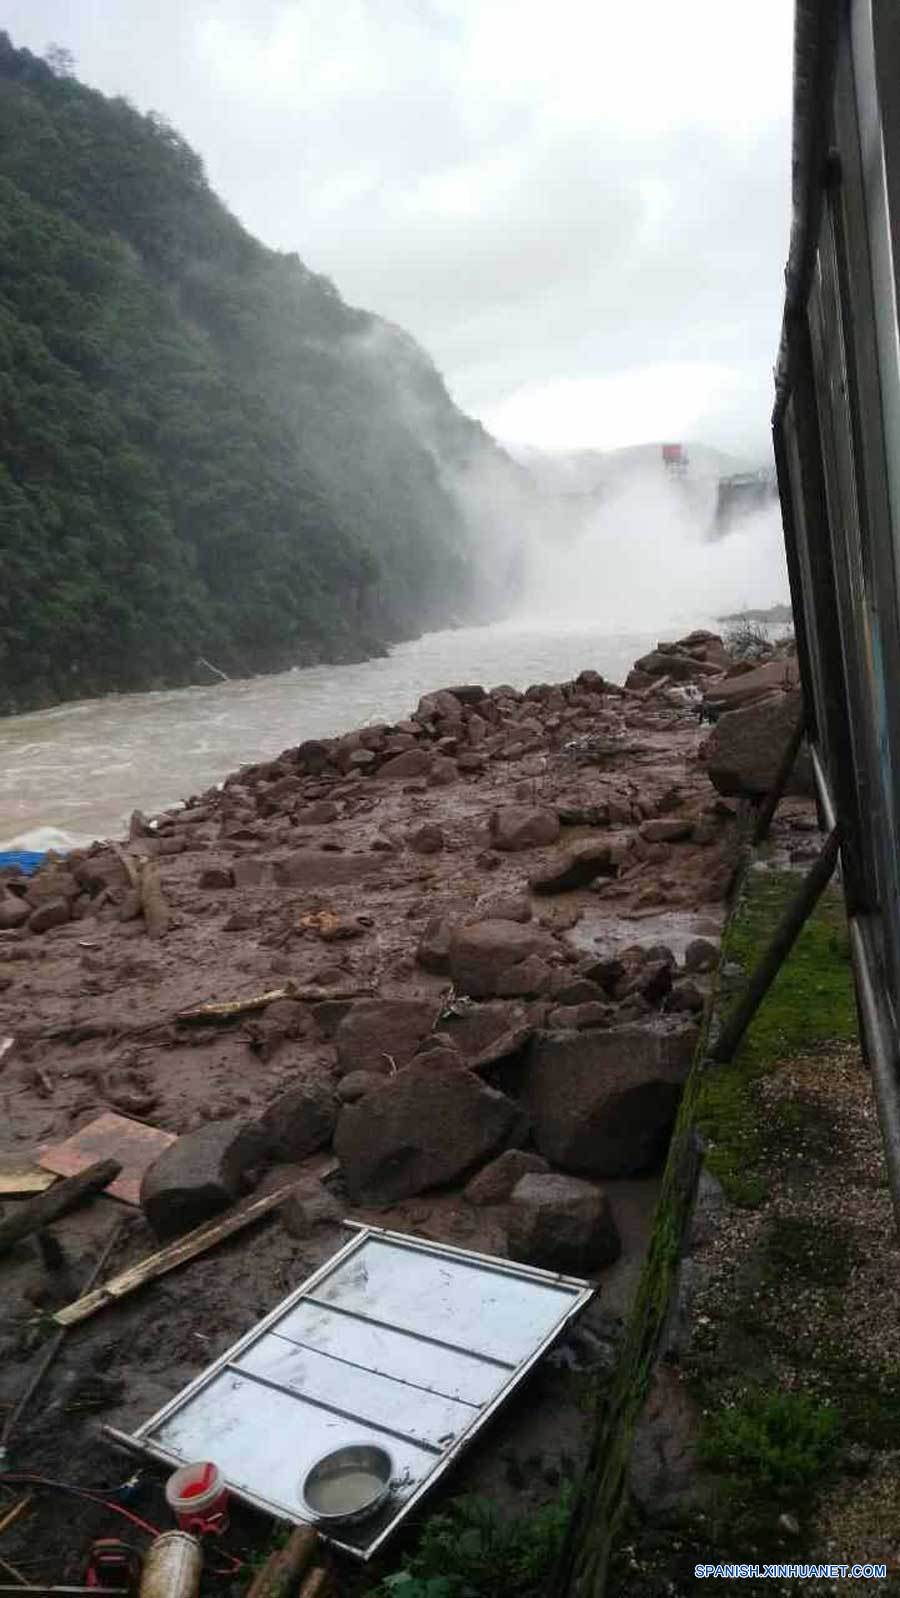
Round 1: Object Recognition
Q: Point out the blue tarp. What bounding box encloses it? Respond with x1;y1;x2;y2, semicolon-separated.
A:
0;850;49;876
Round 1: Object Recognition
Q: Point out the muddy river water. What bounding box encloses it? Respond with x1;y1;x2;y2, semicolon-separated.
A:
0;617;729;848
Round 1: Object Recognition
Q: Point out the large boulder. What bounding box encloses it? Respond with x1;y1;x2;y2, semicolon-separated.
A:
29;897;71;933
437;999;534;1072
416;689;464;721
524;1021;699;1177
25;867;81;905
489;806;561;852
376;749;433;780
507;1173;621;1273
141;1119;269;1239
334;1065;524;1204
73;849;131;898
334;998;438;1077
449;920;557;998
704;690;812;797
258;1079;338;1161
0;892;29;929
633;650;701;682
530;841;616;894
703;657;801;715
416;915;455;975
272;851;387;887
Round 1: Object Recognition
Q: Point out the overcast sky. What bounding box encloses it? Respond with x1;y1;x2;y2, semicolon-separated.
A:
6;1;794;461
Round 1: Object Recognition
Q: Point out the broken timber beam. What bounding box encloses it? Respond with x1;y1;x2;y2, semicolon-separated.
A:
0;1159;121;1257
53;1181;301;1327
752;705;809;844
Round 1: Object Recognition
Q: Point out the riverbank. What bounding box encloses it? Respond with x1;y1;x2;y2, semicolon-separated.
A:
0;629;801;1593
0;620;693;848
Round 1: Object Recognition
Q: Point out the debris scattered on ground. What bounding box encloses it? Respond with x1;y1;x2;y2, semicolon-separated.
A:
0;631;809;1592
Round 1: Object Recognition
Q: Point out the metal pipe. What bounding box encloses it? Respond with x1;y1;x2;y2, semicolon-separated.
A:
712;826;842;1063
753;708;809;843
810;743;838;830
848;917;900;1233
812;740;900;1232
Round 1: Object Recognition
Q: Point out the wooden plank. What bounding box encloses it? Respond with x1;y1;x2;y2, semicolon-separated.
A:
0;1158;57;1198
53;1181;300;1327
245;1527;318;1598
176;987;374;1025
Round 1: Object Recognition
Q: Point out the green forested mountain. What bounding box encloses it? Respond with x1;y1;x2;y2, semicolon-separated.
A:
0;35;523;714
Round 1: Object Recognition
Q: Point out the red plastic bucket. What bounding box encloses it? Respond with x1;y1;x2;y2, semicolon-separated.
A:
164;1461;229;1535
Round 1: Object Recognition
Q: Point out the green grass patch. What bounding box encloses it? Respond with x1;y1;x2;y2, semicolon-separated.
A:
696;874;856;1204
373;1491;573;1598
698;1389;841;1499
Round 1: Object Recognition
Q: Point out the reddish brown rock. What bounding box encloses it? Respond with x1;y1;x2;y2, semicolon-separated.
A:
507;1173;621;1272
446;685;487;705
458;752;488;773
232;858;270;888
0;892;29;930
335;1065;524;1204
296;800;339;825
25;868;80;905
338;1070;388;1102
684;937;719;972
449;919;557;999
28;897;71;934
489;806;561;852
704;689;812;798
141;1119;268;1239
524;1020;699;1177
530;841;616;893
73;849;131;897
377;749;433;780
416;689;464;721
493;954;552;997
199;865;235;889
408;823;444;855
469;892;532;924
272;850;386;887
295;739;333;774
334;997;438;1077
416;914;455;975
638;818;693;843
258;1079;338;1161
437;1000;534;1071
281;1186;343;1237
667;981;706;1014
464;1148;549;1205
546;1001;612;1030
429;756;458;787
549;973;606;1005
704;656;801;713
634;650;702;681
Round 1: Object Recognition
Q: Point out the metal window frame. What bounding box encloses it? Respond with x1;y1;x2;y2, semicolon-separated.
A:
106;1222;594;1560
773;0;900;1230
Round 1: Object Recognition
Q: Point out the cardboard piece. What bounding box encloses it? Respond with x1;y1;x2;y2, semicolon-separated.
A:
40;1112;176;1206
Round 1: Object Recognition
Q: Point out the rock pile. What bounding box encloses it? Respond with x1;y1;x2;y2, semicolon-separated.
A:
3;630;793;1275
